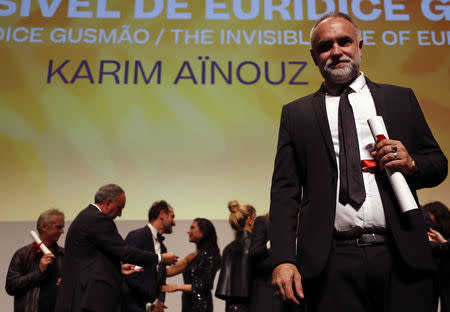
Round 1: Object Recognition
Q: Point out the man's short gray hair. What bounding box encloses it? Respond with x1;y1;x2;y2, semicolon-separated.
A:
36;209;65;234
94;184;124;204
310;12;362;47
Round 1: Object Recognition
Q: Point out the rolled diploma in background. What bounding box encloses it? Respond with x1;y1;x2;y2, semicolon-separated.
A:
30;230;53;255
367;116;418;213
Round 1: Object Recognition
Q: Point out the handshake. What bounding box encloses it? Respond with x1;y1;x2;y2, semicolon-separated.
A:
121;252;179;275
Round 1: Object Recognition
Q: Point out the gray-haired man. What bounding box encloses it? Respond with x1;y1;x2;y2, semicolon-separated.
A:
6;209;65;312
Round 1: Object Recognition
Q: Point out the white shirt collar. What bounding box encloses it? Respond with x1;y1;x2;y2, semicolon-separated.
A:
92;203;102;213
325;72;367;96
147;223;159;240
349;72;366;93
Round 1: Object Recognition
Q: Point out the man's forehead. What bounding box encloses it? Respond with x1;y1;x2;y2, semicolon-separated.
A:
51;215;64;223
317;16;353;28
316;17;356;36
313;17;357;45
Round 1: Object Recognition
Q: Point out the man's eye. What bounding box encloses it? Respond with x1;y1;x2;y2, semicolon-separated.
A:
318;42;332;53
338;37;352;46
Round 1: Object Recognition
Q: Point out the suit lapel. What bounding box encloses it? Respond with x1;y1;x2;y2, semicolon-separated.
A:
160;239;167;254
366;77;392;135
312;87;338;168
143;226;156;252
311;78;386;170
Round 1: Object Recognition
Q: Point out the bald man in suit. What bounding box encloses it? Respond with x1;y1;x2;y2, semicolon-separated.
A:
270;12;447;312
55;184;178;312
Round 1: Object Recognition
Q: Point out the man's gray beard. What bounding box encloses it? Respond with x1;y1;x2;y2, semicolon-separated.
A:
321;61;359;85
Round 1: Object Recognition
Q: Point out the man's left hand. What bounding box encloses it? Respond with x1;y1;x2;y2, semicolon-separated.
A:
121;263;139;275
371;139;416;175
152;300;168;312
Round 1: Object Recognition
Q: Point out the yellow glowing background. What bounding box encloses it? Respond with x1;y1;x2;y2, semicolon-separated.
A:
0;1;449;221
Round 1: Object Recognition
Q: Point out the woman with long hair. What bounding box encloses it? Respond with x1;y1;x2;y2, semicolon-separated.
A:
215;200;256;312
424;201;450;239
162;218;220;312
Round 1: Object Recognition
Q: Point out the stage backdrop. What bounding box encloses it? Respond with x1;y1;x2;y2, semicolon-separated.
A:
0;1;449;221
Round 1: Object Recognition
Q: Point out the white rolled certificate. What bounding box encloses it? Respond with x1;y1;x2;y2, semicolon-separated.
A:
30;230;53;255
367;116;418;213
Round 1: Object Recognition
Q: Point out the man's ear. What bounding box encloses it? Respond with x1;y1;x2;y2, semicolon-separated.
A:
310;48;318;66
105;198;112;205
359;38;363;56
103;198;112;211
41;223;49;233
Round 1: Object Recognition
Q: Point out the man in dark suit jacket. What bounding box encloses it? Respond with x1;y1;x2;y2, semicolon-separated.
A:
122;200;176;312
55;184;178;312
270;12;448;312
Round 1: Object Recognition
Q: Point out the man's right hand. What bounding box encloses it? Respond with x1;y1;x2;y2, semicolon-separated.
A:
162;253;178;265
39;253;55;272
272;263;304;305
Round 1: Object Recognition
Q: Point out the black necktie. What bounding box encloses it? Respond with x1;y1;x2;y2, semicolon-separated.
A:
157;233;165;242
338;88;366;207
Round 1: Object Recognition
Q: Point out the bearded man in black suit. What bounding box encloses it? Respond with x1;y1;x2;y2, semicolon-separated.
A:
55;184;178;312
270;12;447;312
122;200;176;312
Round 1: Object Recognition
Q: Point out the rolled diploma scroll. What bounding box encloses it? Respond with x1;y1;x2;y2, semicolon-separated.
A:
30;230;53;255
367;116;417;213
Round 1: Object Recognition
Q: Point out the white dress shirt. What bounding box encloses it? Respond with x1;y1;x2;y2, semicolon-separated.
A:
325;73;386;232
147;223;162;263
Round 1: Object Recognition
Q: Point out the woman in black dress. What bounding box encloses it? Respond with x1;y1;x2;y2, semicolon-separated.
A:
162;218;220;312
215;200;256;312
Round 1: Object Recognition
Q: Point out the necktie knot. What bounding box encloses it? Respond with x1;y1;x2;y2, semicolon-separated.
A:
340;87;353;96
157;233;165;242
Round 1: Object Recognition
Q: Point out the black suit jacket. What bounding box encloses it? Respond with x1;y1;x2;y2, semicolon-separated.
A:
55;205;159;312
122;226;167;312
270;78;448;278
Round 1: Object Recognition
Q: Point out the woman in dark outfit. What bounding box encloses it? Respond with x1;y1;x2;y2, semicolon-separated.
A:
215;200;256;312
249;214;303;312
248;214;283;312
162;218;220;312
424;201;450;312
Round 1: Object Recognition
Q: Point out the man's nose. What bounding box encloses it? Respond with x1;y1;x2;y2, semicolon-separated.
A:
330;43;342;56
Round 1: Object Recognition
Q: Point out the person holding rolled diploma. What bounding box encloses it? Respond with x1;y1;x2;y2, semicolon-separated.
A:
6;209;65;312
270;11;448;312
